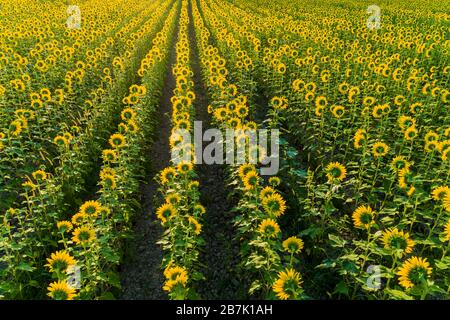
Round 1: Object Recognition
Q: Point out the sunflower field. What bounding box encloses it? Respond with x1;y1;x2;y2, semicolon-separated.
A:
0;0;449;301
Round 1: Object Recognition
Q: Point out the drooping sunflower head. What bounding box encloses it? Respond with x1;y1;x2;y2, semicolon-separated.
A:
262;193;287;217
269;176;281;187
53;135;69;147
22;181;36;192
72;226;96;246
398;167;414;189
354;129;367;149
193;204;206;216
47;280;77;300
381;228;414;254
109;133;126;149
32;169;47;182
325;162;347;182
272;268;303;300
352;205;375;229
258;218;281;238
372;141;389;158
282;236;304;255
188;216;202;235
56;220;73;233
79;200;102;217
163;267;188;293
156;203;177;224
45;250;77;273
397;256;432;289
444;219;450;241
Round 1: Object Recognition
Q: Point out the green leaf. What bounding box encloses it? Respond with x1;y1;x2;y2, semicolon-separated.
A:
333;281;349;296
17;262;35;272
385;289;414;300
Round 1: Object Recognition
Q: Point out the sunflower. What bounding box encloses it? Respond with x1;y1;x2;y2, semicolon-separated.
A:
431;186;450;201
390;156;410;172
22;181;36;192
325;162;347;182
354;129;367;149
57;221;73;233
160;167;177;185
262;193;287;217
315;96;327;109
71;212;88;225
54;135;69;147
258;218;281;238
163;267;188;292
352;205;375;229
32;169;47;182
272;268;303;300
101;174;116;190
260;186;276;200
121;107;136;122
444;219;450;241
72;226;96;245
282;236;304;254
188;216;202;235
444;194;450;212
177;161;193;174
397;256;432;289
331;105;345;119
188;180;200;190
79;200;101;216
9;120;23;136
372;141;389;158
243;171;260;191
109;133;126;149
47;281;77;300
269;176;281;187
398;167;414;189
102;149;118;162
193;204;206;216
424;131;439;144
45;250;77;273
235;105;249;118
425;141;439;153
156;203;177;224
404;126;418;140
398;115;416;131
381;228;415;254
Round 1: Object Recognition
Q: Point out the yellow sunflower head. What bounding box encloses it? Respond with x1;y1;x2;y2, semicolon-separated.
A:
258;218;281;238
156;203;177;224
45;250;77;273
397;256;432;289
272;268;303;300
282;236;304;254
325;162;347;182
47;280;77;300
381;228;414;255
352;205;375;229
72;226;96;245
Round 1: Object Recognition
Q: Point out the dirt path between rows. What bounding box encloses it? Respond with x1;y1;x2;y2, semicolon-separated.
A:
188;0;242;299
119;14;180;300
